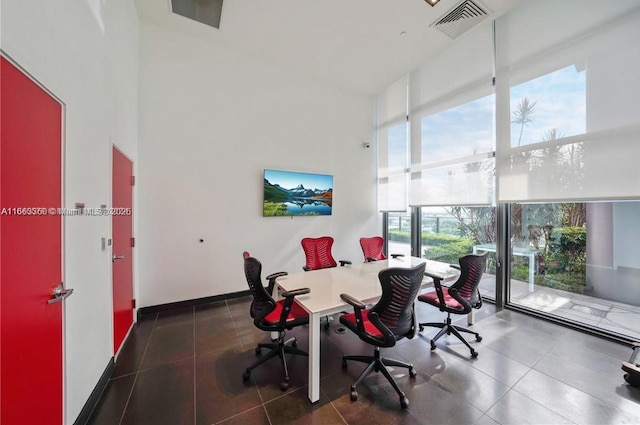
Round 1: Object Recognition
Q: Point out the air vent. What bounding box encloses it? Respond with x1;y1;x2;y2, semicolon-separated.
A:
171;0;223;29
431;0;490;39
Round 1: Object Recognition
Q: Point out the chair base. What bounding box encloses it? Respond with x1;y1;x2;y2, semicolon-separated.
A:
242;334;308;391
419;314;482;358
342;347;415;409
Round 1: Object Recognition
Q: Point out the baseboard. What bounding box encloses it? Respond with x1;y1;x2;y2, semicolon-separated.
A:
136;289;251;320
72;357;115;425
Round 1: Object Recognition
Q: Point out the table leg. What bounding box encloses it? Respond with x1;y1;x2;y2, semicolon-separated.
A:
529;253;534;292
308;313;321;403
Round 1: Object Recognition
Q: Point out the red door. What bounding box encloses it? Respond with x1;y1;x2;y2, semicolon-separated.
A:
112;146;134;354
1;56;64;424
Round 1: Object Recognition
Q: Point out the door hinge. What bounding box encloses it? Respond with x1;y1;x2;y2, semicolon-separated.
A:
132;299;136;309
131;176;135;186
131;237;135;248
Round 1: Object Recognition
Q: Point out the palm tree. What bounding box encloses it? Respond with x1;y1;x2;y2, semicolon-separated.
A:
512;97;537;147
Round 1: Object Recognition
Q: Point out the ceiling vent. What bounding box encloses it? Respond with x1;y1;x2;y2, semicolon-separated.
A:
431;0;490;39
171;0;223;29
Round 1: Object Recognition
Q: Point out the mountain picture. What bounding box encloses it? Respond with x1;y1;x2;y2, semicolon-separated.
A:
263;169;333;216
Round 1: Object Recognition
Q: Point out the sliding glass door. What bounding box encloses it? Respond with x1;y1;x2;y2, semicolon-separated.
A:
509;201;640;340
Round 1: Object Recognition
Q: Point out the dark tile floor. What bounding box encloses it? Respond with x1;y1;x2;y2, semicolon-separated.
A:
88;296;640;425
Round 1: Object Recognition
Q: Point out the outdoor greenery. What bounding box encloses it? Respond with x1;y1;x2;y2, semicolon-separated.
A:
389;203;588;294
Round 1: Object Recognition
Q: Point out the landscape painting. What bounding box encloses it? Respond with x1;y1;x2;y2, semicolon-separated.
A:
263;169;333;216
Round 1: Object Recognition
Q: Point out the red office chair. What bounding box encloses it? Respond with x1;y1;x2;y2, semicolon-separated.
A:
359;236;386;262
301;236;351;329
339;262;426;409
359;236;404;262
417;252;488;358
301;236;351;271
242;255;310;391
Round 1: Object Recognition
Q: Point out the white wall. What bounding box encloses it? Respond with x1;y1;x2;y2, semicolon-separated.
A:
0;0;139;422
137;21;379;307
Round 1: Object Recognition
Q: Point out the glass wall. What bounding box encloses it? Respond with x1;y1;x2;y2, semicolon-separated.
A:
420;207;497;300
387;212;412;257
509;201;640;340
378;0;640;341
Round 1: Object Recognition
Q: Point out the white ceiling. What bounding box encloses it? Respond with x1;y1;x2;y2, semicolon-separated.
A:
134;0;522;96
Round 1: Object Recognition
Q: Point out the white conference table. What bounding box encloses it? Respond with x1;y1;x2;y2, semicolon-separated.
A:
275;256;458;403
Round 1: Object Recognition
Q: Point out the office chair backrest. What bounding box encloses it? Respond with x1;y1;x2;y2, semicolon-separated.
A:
301;236;337;270
451;253;488;307
243;255;274;318
360;236;386;262
372;262;426;338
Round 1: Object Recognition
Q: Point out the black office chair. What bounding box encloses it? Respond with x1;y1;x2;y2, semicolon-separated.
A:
417;252;488;358
242;255;310;391
339;262;426;409
242;251;285;295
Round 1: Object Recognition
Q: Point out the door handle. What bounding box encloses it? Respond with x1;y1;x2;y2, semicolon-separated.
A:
112;254;125;262
47;283;74;304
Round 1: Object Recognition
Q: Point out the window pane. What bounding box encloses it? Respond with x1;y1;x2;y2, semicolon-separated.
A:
421;206;496;299
421;94;495;164
509;201;640;340
386;212;412;257
510;65;586;148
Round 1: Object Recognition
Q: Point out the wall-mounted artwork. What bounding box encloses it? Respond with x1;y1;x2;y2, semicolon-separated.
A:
263;169;333;216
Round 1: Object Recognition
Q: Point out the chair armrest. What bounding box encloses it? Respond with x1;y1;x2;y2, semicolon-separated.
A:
339;260;352;266
266;271;288;295
367;312;396;346
365;257;378;263
447;287;472;313
424;270;446;281
278;287;311;325
390;253;404;258
303;266;310;272
281;287;310;298
449;264;461;270
340;293;366;334
266;271;288;281
424;271;447;307
340;293;366;310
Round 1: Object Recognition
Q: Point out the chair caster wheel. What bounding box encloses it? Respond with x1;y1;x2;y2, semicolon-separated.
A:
350;387;358;401
419;324;424;332
280;380;289;391
242;370;251;381
430;341;437;351
342;358;348;370
400;396;409;409
254;347;261;355
409;366;417;378
471;350;478;358
476;335;483;342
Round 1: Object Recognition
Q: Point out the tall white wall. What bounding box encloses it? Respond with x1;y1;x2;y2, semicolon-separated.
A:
137;21;379;307
1;0;139;422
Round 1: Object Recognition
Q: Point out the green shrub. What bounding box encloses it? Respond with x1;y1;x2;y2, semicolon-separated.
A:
388;230;410;243
423;238;475;263
549;226;586;272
